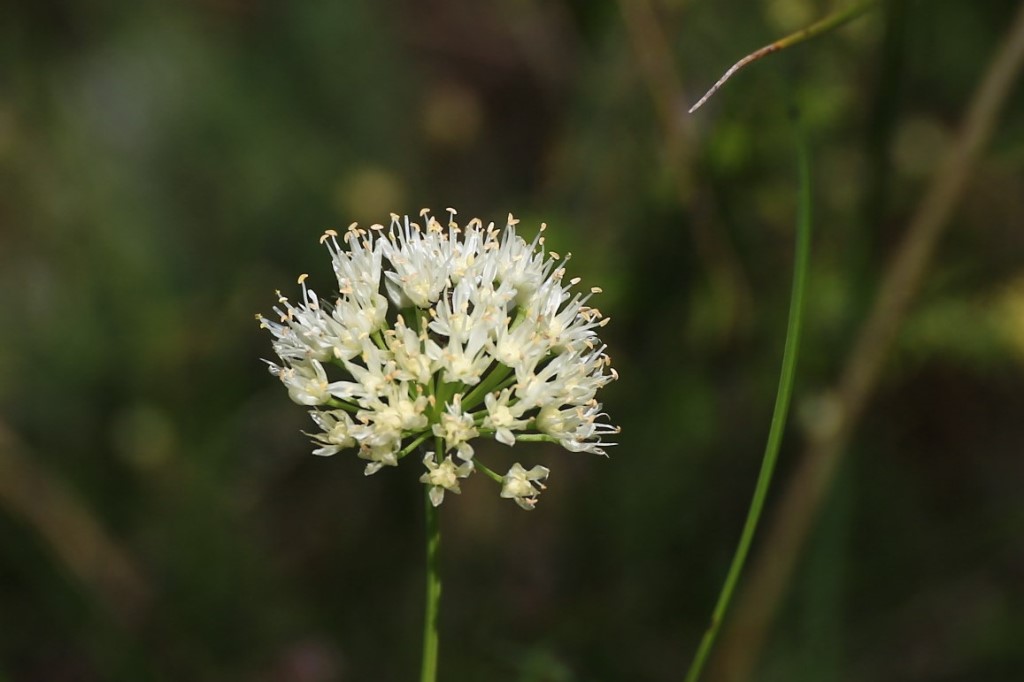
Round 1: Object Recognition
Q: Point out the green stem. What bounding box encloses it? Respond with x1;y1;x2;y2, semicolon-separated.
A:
474;459;504;484
460;363;513;411
420;475;442;682
682;121;813;682
398;432;432;461
515;433;560;444
325;398;359;413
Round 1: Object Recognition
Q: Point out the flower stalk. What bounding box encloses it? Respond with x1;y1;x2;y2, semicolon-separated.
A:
420;479;442;682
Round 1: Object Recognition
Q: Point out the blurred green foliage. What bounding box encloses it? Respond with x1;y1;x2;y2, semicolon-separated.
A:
1;0;1023;680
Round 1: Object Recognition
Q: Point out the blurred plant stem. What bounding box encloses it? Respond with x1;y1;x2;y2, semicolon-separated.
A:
619;0;754;342
683;119;813;682
709;3;1024;680
0;420;151;626
420;453;442;682
689;0;883;113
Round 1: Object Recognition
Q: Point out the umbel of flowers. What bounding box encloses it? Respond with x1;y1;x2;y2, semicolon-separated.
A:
258;209;618;510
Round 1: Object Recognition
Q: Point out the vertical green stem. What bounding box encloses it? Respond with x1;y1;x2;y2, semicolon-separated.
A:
682;122;813;682
420;435;446;682
420;486;441;682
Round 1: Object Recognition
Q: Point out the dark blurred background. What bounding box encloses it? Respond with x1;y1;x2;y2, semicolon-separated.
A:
2;0;1023;680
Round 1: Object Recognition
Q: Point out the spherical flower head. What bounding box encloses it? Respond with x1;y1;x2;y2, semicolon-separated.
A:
258;209;620;509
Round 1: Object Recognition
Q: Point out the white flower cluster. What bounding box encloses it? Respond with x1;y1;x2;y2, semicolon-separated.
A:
258;209;618;510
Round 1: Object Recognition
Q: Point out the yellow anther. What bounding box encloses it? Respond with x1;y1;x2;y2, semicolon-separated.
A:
297;273;309;284
591;286;603;294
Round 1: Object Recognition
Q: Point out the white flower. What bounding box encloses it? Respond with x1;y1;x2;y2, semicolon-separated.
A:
323;225;384;302
385;316;433;385
270;359;339;406
482;389;528;446
535;401;618;456
431;395;479;460
308;410;358;456
380;215;451;308
425;323;492;386
500;463;550;510
493;217;550;305
419;452;474;507
359;439;401;476
259;209;619;508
